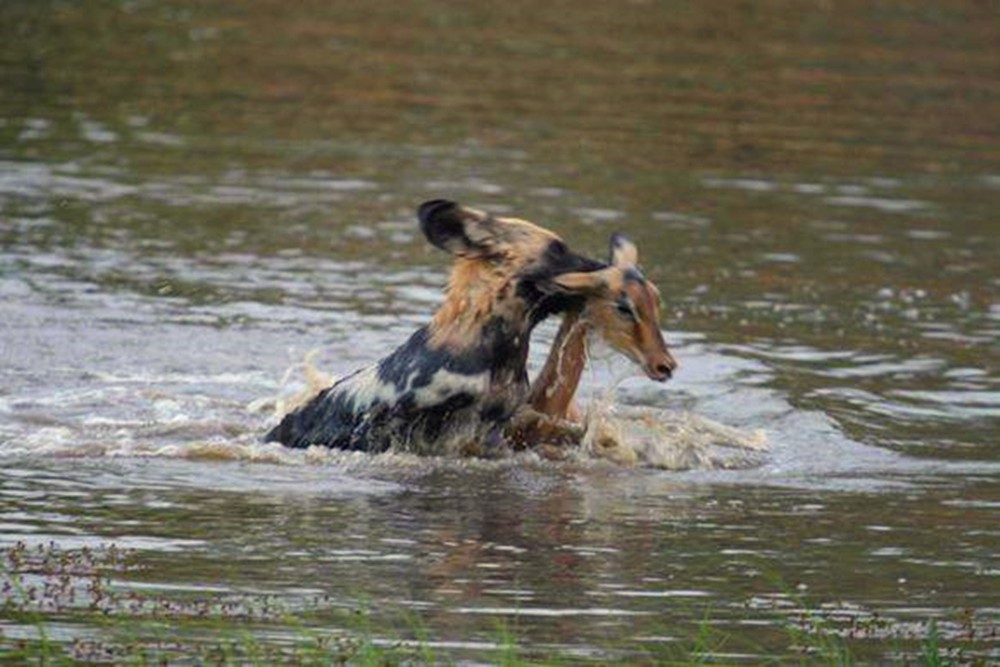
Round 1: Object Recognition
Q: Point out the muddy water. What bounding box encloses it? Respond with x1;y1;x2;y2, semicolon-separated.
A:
1;0;997;661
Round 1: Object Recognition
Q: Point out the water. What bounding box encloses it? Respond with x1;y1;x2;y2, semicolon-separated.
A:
1;0;997;662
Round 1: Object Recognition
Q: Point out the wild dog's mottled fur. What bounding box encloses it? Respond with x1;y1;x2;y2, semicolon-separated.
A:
265;200;604;454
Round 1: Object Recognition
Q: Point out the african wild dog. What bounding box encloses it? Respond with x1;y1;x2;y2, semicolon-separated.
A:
265;199;609;454
507;234;676;451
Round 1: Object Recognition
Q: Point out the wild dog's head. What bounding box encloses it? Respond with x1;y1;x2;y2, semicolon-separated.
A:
552;234;677;381
419;199;603;348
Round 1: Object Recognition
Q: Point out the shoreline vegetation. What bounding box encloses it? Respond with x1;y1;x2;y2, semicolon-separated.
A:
1;542;988;665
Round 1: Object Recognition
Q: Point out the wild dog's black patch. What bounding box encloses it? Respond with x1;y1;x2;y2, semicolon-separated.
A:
264;380;360;450
378;324;516;390
518;240;605;326
478;400;509;423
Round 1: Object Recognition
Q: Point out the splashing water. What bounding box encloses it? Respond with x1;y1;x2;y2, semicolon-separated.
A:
578;342;768;470
248;349;336;422
582;405;768;470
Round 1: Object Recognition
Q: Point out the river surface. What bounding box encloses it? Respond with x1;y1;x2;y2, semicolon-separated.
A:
1;1;997;662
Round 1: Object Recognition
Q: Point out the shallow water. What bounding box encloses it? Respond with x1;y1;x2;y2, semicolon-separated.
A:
1;0;998;661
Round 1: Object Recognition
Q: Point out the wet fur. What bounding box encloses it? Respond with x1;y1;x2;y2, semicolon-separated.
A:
265;200;603;454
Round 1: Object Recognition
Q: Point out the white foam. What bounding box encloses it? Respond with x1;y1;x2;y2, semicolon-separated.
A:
581;404;767;470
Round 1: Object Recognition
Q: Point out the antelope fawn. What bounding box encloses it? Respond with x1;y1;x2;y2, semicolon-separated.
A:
508;234;676;454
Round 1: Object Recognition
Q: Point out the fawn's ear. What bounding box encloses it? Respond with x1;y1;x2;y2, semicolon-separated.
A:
609;233;638;268
550;267;621;295
418;199;500;258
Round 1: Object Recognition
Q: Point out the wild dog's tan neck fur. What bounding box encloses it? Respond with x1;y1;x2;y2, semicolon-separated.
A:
429;255;522;349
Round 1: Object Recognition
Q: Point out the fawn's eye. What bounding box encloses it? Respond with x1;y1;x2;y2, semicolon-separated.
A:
616;298;637;321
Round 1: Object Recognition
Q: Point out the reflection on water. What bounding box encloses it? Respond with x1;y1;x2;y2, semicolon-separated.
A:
1;0;998;661
2;458;997;661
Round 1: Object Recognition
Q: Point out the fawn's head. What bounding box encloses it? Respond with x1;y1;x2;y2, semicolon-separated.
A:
553;234;677;381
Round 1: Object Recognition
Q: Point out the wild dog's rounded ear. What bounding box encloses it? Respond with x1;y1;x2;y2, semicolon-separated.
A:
550;267;617;295
419;199;465;253
609;233;638;268
418;199;495;257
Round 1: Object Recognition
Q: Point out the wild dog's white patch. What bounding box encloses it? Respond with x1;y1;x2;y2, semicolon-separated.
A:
337;365;490;412
412;369;491;407
339;366;399;410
